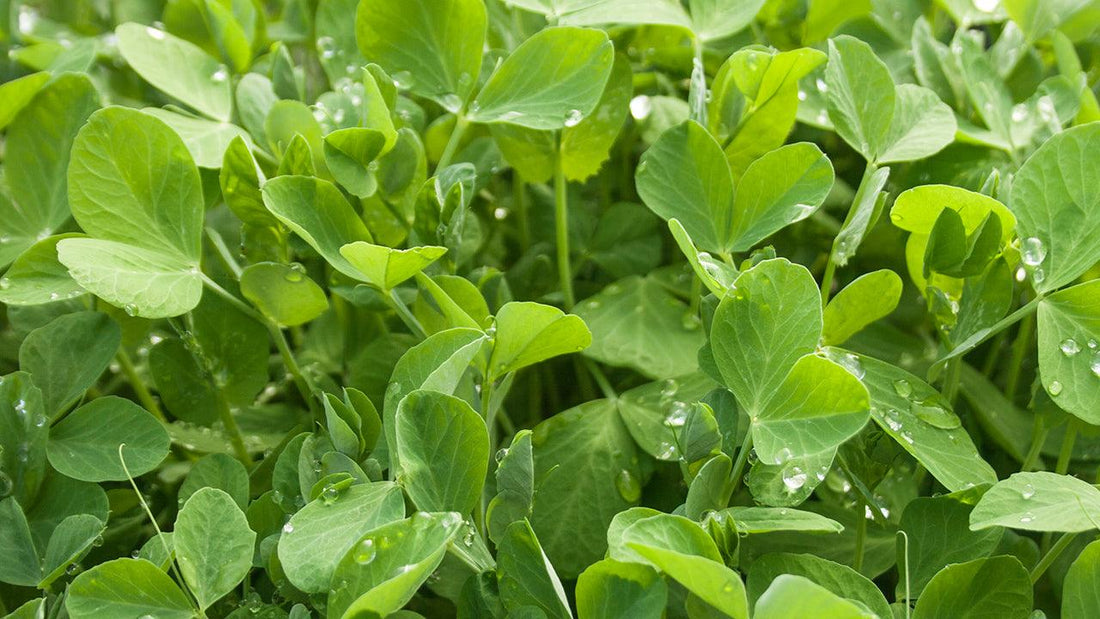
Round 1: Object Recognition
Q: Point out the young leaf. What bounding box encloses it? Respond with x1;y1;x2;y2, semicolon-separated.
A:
822;270;903;346
497;520;573;619
323;127;388;198
575;559;668;619
747;553;890;618
487;430;535;544
0;72;50;131
876;84;957;164
487;301;592;380
0;497;41;586
1009;122;1100;293
0;235;87;305
141;108;251;168
116;23;232;121
754;574;876;619
636;120;734;254
46;397;170;483
912;556;1032;619
1063;539;1100;619
328;512;464;618
277;481;405;593
970;471;1100;532
711;259;822;415
825;36;895;161
19;311;121;418
39;514;105;589
66;558;193;619
469;27;614;130
240;262;329;327
355;0;486;109
175;488;256;610
897;495;1003;597
395;390;489;514
340;242;448;292
627;543;749;619
1036;279;1100;421
179;453;249;510
724;507;844;534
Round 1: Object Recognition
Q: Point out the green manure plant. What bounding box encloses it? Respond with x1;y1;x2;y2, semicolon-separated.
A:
1;0;1100;617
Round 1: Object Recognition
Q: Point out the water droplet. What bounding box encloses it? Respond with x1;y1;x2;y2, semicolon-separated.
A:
493;207;508;220
1090;354;1100;378
494;448;508;463
660;379;678;399
354;538;376;564
0;277;10;290
1032;268;1045;285
664;402;689;428
321;484;339;505
123;303;139;316
797;89;807;101
1021;483;1035;500
892;379;912;398
440;93;462;111
1011;104;1028;122
282;522;294;535
0;472;13;498
615;469;641;502
332;108;346;124
680;313;700;331
911;395;961;429
211;68;228;83
1061;338;1081;356
974;0;999;12
391;71;414;89
564;109;584;127
316;36;336;59
1021;237;1046;266
629;95;652;120
1019;512;1034;524
837;353;865;379
462;529;476;547
774;447;793;464
1048;380;1063;396
66;563;81;575
782;466;807;492
657;441;679;460
815;78;828;93
146;26;165;40
883;408;904;432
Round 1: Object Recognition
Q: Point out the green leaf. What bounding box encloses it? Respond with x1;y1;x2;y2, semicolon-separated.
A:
876;84;957;164
46;396;170;483
2;74;100;262
22;470;109;552
470;27;614;130
825;36;895;160
116;23;232;121
636;120;733;254
1063;539;1100;619
747;553;889;618
261;175;374;280
822;270;903;346
0;72;50;131
575;559;667;619
240;262;329;326
561;54;632;181
557;0;692;30
220;136;273;227
970;471;1100;532
689;0;765;41
754;574;876;619
323;127;387;197
142;108;251;168
847;350;998;492
744;449;834;508
396;390;489;514
329;512;464;618
1036;280;1100;421
487;430;535;544
497;520;573;619
60;107;205;318
711;259;822;415
751;354;869;465
668;219;739;296
0;497;40;586
627;543;749;619
39;514;105;589
19;311;121;417
175;488;256;610
613;513;722;565
277;481;405;593
912;556;1032;619
724;507;844;534
530;399;642;578
179;453;249;510
355;0;486;108
897;495;1003;598
1005;0;1095;43
1009;122;1100;292
574;275;706;379
488;301;592;380
340;242;448;292
265;101;327;175
66;558;193;619
729;142;834;251
0;372;48;505
0;235;86;305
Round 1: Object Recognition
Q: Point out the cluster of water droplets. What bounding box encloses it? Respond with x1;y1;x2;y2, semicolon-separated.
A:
1019;236;1046;286
1056;337;1100;385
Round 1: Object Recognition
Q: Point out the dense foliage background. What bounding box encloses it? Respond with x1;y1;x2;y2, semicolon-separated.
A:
1;0;1100;617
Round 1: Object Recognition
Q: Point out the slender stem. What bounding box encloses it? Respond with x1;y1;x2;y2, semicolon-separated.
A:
1019;413;1048;472
981;330;1007;376
115;349;166;423
585;359;617;400
688;274;702;318
437;114;470;171
478;377;495;543
215;389;252;465
205;227;243;279
821;162;878;305
1004;314;1035;403
513;174;530;251
728;431;754;492
941;358;962;407
1030;532;1079;583
554;137;575;310
386;290;427;339
1055;419;1079;475
820;259;839;305
853;509;867;572
201;275;266;322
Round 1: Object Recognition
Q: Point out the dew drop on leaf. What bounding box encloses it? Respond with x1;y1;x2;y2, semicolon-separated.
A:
282;522;294;535
494;448;508;463
892;379;912;398
781;466;807;492
1021;483;1035;500
1091;354;1100;378
614;469;641;502
1049;380;1063;396
1061;338;1081;356
1020;237;1046;266
354;538;376;565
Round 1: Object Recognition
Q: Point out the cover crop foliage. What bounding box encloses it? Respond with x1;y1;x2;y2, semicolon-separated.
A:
1;0;1100;617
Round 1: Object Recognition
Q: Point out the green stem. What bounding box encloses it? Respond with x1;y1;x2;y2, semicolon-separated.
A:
1055;419;1079;475
820;259;838;306
941;358;962;407
1019;413;1048;472
554;138;575;310
513;174;530;251
728;431;754;492
688;274;702;318
437;114;470;171
1004;314;1035;403
478;377;495;543
215;389;252;465
115;349;166;423
386;290;428;339
585;359;617;400
853;510;867;573
205;227;243;279
821;162;878;305
1030;532;1079;584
